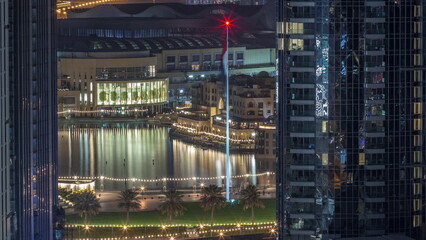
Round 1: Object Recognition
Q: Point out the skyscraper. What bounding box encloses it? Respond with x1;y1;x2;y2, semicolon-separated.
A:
0;0;10;239
277;1;425;239
7;1;58;239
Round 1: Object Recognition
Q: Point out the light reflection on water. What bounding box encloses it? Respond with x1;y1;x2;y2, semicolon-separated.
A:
58;123;275;190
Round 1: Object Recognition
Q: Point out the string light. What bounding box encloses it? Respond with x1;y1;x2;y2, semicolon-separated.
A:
58;108;148;114
58;171;275;182
173;123;255;143
57;0;114;15
67;222;278;239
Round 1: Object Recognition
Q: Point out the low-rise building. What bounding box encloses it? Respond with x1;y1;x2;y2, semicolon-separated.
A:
175;74;276;148
58;52;168;116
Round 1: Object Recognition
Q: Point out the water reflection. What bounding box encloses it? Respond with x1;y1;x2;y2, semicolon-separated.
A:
58;123;275;190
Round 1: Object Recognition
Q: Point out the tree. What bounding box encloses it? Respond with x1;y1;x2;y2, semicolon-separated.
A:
72;192;101;226
240;184;265;225
158;189;186;223
117;189;141;225
131;91;138;101
110;91;118;102
121;91;128;102
200;185;226;226
99;91;107;103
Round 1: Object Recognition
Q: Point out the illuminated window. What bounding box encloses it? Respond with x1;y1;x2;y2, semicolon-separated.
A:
414;70;421;82
322;153;328;165
414;151;422;163
414;54;422;66
414;103;422;114
278;38;284;50
277;22;284;34
322;121;328;133
359;153;365;165
414;22;422;33
191;65;200;71
414;87;421;98
414;119;422;130
414;199;421;211
414;167;422;179
414;38;422;49
288;39;304;51
414;5;422;17
413;215;421;227
414;135;422;146
286;22;304;34
414;183;422;194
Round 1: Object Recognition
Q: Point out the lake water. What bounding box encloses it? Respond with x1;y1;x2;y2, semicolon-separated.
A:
58;123;275;190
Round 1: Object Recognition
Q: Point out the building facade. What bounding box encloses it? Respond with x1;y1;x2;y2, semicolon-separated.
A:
0;0;10;239
58;54;168;116
176;74;276;146
277;1;425;239
9;1;58;239
58;36;275;113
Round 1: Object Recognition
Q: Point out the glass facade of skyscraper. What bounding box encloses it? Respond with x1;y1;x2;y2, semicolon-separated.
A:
8;1;57;239
277;0;425;239
97;80;169;106
0;0;10;239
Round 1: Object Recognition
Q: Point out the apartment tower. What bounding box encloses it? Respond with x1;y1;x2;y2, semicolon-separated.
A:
277;1;425;239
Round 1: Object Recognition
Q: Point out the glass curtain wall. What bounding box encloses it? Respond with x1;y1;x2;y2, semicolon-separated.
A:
97;80;168;106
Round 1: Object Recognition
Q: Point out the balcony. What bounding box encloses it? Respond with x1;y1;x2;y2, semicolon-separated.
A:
290;94;315;101
290;158;315;165
290;78;315;84
287;29;315;35
365;126;385;132
289;174;315;182
290;190;315;198
291;61;315;68
178;112;209;121
289;110;315;117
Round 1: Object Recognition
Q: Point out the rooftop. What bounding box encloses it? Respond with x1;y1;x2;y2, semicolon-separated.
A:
58;35;273;53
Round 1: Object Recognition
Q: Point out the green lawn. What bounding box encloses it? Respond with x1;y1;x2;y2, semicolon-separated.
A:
66;199;276;227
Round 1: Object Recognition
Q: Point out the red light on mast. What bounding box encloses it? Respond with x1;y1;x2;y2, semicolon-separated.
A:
225;21;230;26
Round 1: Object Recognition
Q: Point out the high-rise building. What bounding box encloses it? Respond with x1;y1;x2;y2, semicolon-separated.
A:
0;0;10;239
8;1;58;239
277;1;425;239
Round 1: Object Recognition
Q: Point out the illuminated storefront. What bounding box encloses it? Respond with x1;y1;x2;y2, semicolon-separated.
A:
96;79;168;106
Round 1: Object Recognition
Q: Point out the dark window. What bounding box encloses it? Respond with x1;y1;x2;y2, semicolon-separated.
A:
236;53;244;60
180;55;188;63
203;54;211;61
192;55;200;62
167;56;175;63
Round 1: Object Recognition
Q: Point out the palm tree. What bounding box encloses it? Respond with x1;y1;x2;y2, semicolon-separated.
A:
240;184;265;225
72;192;101;226
117;189;141;225
158;189;186;223
200;185;226;226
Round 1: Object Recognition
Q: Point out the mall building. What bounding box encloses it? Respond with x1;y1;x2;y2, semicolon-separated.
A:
57;36;275;116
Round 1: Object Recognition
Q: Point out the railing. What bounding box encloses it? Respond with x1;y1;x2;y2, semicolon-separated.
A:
178;114;210;121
